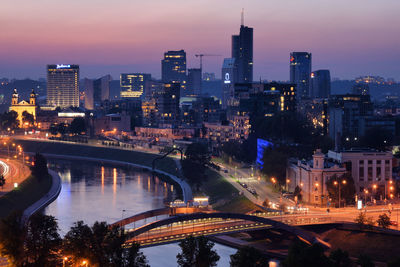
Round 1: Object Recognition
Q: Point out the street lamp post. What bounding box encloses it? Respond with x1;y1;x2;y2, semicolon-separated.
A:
364;189;369;207
334;179;347;208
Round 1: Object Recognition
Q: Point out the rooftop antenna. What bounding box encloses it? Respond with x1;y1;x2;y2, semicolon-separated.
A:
241;8;244;26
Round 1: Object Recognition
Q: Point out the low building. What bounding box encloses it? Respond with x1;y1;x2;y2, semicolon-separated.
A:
287;149;346;205
327;149;393;198
94;113;131;134
134;127;196;142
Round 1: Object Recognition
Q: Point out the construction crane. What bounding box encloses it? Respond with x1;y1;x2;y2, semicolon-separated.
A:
195;54;222;71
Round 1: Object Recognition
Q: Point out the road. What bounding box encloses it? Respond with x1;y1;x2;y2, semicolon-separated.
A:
0;157;31;196
216;161;293;207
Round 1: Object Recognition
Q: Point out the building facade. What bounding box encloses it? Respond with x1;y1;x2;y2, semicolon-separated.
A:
186;68;202;96
161;50;187;94
10;89;37;127
232;24;253;83
120;73;151;99
328;149;393;198
287;149;347;205
310;70;330;99
47;64;80;108
221;58;237;109
290;52;311;100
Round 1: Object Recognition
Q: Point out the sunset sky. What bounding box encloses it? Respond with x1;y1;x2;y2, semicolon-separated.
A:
1;0;399;80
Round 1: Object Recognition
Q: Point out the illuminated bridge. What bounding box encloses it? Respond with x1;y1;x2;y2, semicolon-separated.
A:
113;208;330;248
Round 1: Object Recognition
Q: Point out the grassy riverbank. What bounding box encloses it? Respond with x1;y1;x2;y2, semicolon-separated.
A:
0;174;52;219
201;168;258;213
15;139;179;176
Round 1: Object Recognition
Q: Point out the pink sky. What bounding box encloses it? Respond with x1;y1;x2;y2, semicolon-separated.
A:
1;0;399;80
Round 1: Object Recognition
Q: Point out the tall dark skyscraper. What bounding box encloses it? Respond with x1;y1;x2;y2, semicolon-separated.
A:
187;68;202;96
161;50;187;94
47;64;79;108
231;19;253;83
310;70;330;98
290;52;312;100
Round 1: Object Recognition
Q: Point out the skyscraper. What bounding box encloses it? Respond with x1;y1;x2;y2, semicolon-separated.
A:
310;70;330;98
290;52;312;100
221;58;237;109
186;68;202;96
154;83;181;126
231;22;253;83
47;64;79;108
84;75;111;110
161;50;187;94
120;73;151;99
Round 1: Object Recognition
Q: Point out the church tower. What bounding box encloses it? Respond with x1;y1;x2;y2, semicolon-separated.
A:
12;89;19;105
30;89;36;105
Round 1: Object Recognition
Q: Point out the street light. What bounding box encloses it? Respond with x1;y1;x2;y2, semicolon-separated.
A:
334;179;347;208
364;189;369;206
82;260;88;267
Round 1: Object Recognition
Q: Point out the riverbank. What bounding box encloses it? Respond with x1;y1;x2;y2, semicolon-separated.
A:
0;172;52;219
15;139;192;202
22;169;61;223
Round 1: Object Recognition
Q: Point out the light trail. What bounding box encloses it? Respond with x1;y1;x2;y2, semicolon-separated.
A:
0;160;9;177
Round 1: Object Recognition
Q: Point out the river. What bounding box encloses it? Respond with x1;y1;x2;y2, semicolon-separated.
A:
44;159;236;266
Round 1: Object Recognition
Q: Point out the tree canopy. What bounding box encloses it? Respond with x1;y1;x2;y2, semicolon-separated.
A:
177;236;220;267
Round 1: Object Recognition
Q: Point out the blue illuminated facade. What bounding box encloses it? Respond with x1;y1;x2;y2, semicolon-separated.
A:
256;138;273;168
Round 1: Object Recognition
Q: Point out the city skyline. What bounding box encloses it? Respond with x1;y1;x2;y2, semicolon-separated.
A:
1;0;399;80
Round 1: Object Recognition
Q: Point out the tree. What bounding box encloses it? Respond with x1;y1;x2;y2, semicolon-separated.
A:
355;212;375;229
329;249;353;267
22;111;35;127
326;173;356;206
63;221;94;264
123;243;150;267
376;213;391;229
185;142;210;165
182;143;211;190
0;174;5;189
282;239;331;267
230;246;268;267
0;111;19;130
261;146;288;186
24;213;62;266
0;212;25;266
177;236;220;267
294;185;303;202
221;140;242;163
30;153;48;179
63;220;147;266
70;117;86;135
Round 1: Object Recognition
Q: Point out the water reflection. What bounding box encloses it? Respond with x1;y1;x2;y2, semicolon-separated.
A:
44;158;236;266
45;159;177;234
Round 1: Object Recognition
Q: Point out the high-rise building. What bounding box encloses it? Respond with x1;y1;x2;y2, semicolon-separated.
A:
186;68;202;96
83;78;94;110
94;75;111;103
290;52;312;100
310;70;330;99
161;50;187;94
232;23;253;83
154;83;181;127
84;75;111;110
328;94;373;146
120;73;151;99
47;64;79;108
221;58;237;109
